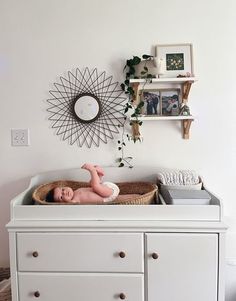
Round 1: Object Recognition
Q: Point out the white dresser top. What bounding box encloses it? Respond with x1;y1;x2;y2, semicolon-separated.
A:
6;167;226;232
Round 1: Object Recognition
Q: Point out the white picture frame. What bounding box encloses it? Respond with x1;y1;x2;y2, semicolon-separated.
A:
155;43;194;78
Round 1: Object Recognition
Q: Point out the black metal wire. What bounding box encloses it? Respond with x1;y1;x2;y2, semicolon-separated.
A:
47;68;126;147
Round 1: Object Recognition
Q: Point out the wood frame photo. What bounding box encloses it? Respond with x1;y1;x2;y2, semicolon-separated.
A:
139;88;181;116
140;89;161;116
161;89;181;116
155;43;194;78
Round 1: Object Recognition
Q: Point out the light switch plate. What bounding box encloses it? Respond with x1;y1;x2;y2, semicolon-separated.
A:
11;129;30;146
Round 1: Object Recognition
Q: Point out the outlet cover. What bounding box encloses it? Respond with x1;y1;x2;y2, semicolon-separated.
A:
11;129;30;146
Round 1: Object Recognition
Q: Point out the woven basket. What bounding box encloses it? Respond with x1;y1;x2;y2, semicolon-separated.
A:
0;268;11;301
32;180;157;205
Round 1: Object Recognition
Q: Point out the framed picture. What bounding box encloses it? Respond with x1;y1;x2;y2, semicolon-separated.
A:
161;89;181;116
140;88;181;116
155;44;194;78
140;89;161;116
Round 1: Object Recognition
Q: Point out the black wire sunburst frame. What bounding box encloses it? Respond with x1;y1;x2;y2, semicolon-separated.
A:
47;68;127;148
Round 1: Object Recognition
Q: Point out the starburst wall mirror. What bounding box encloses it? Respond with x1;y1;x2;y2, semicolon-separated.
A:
47;68;126;148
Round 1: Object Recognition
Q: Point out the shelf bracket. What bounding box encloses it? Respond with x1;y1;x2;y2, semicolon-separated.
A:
131;82;140;103
182;81;192;104
182;119;193;139
131;122;141;140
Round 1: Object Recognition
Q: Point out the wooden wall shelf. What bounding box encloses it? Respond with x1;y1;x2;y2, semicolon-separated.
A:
129;77;197;84
130;77;197;139
130;116;194;121
130;116;194;140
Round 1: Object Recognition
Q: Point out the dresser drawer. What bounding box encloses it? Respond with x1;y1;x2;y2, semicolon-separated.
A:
18;272;144;301
17;233;144;272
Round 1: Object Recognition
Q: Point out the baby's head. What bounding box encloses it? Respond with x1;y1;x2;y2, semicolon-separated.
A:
46;186;74;203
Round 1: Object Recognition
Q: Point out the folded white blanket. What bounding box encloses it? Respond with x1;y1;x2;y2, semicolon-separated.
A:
157;170;200;185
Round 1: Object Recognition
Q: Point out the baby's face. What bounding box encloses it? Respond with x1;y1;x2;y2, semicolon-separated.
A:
54;186;74;202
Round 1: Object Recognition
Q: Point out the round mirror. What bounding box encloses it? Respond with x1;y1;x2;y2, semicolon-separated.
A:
73;93;100;123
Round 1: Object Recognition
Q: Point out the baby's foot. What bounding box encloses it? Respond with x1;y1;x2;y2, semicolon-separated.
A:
94;165;104;177
81;163;95;171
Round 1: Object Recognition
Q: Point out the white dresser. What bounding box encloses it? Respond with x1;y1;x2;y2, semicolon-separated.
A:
6;167;227;301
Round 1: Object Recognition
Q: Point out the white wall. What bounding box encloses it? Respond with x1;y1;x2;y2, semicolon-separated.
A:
0;0;236;287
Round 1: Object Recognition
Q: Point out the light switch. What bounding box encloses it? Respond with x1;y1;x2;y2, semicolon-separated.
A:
11;129;30;146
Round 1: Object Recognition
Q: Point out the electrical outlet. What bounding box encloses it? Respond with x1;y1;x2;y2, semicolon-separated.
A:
11;129;30;146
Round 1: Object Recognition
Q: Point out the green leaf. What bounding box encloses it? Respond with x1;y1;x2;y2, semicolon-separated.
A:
132;56;141;65
118;140;121;144
124;79;129;86
143;66;148;71
129;66;135;75
122;142;126;146
119;162;124;167
137;101;144;108
120;83;125;91
138;121;143;126
127;87;134;95
142;54;153;60
126;59;132;67
118;147;122;150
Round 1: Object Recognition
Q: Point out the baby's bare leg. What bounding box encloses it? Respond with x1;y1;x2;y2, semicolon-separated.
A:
82;164;112;198
94;165;104;177
94;165;104;184
82;164;104;185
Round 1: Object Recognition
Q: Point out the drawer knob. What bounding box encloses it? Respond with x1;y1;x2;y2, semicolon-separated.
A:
34;291;40;298
119;293;126;299
32;251;39;258
152;252;159;259
119;251;126;258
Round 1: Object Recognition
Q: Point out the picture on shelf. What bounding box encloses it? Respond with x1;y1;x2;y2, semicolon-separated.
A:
161;89;180;116
139;88;181;116
140;90;161;115
166;53;184;71
155;43;194;78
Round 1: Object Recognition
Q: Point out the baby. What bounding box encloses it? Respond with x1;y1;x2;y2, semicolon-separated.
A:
47;163;120;204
